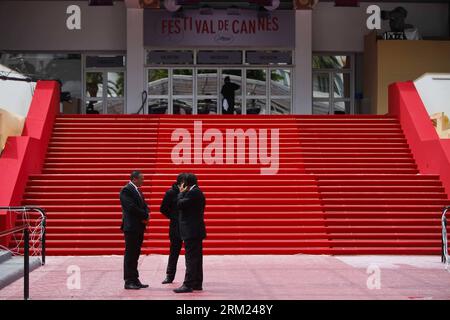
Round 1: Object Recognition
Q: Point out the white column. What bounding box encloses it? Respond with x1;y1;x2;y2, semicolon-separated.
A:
293;10;312;115
126;8;145;114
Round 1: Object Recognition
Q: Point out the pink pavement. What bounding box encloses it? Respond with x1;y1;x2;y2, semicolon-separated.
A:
0;255;450;300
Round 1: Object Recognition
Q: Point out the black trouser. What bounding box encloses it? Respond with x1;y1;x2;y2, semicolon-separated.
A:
222;98;235;115
123;231;144;284
183;239;203;288
166;235;183;278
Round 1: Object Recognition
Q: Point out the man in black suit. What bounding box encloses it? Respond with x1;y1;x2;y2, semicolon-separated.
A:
221;76;240;114
119;170;150;290
173;173;207;293
160;172;186;284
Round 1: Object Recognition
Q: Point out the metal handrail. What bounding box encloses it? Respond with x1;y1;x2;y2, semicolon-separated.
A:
0;224;28;237
0;224;31;300
441;206;450;267
135;90;148;115
0;206;46;265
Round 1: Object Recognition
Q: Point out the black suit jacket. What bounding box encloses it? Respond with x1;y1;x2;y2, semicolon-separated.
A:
177;185;207;241
119;182;150;233
160;184;181;240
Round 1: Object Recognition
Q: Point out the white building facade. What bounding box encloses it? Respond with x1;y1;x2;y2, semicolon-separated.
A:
0;1;447;116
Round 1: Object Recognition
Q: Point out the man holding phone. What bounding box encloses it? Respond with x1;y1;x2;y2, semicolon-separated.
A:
174;173;207;293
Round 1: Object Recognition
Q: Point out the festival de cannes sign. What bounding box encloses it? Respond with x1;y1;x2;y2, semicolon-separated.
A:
143;9;295;48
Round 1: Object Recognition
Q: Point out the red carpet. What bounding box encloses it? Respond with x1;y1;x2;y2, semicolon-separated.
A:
13;115;450;255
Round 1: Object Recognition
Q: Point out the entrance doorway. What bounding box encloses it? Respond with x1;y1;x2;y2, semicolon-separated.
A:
147;67;291;115
146;50;293;115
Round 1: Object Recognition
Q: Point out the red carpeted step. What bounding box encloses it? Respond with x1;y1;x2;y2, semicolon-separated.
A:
13;212;445;222
13;239;440;250
12;247;444;256
36;232;443;241
320;192;447;199
25;186;319;193
27;225;447;234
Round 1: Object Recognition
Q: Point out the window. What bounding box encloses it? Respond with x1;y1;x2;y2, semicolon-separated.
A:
147;50;194;65
172;69;193;114
197;69;219;114
148;69;169;114
270;69;291;114
313;55;351;69
312;54;354;115
197;51;243;65
0;53;82;113
246;51;292;65
147;68;194;115
246;69;267;114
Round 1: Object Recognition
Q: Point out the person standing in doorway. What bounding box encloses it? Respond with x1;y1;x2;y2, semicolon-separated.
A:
173;173;207;293
119;170;150;290
160;172;186;284
221;76;240;115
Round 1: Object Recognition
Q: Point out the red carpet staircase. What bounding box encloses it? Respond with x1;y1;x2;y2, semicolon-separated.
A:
13;115;450;255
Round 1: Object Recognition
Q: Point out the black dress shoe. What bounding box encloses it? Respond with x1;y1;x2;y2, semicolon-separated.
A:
192;286;203;291
162;276;174;284
173;285;193;293
124;282;141;290
136;281;149;288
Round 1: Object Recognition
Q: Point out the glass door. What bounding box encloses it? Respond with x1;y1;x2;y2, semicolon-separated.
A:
332;72;352;114
196;68;244;115
270;68;292;115
147;66;292;115
85;71;104;114
246;69;268;115
312;54;354;115
144;49;294;115
84;55;125;114
197;69;219;114
147;68;194;114
147;68;169;114
172;68;194;115
312;72;331;115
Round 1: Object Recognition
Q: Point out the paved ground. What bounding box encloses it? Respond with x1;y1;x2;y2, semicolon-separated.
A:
0;255;41;290
0;255;449;300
